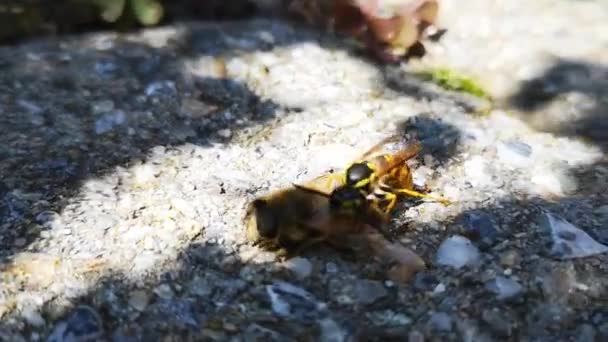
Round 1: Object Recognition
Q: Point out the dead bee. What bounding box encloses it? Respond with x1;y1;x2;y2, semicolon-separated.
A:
244;174;389;260
243;178;428;284
323;134;451;215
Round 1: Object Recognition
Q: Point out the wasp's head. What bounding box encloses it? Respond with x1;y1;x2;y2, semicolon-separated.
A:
345;162;375;188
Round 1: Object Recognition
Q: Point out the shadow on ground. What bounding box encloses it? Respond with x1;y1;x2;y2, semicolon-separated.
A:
0;66;471;339
0;18;456;262
0;23;288;261
1;86;606;339
2;17;607;342
507;58;608;153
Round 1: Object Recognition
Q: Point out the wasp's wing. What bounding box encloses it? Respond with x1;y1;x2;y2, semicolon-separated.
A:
387;139;422;164
356;134;404;161
353;134;422;173
355;134;422;161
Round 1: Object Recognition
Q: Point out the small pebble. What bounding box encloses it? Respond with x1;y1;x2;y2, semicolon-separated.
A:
14;238;27;247
21;307;46;327
485;276;523;300
427;312;453;332
432;283;446;295
354;280;388;305
531;167;577;196
94;110;126;134
218;129;232;138
128;290;150;311
482;309;513;337
461;211;499;248
499;250;521;267
283;257;313;279
436;235;480;269
539;212;608;259
243;324;286;341
463;156;491;187
408;330;425;342
91;100;115;114
154;284;174;300
145;80;176;97
266;281;324;322
47;305;103;342
326;263;338;274
132;164;156;186
95;60;119;76
593;205;608;216
318;318;347;342
576;324;597;342
496;139;532;167
367;310;412;326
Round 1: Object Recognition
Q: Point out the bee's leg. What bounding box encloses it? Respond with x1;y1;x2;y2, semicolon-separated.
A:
291;236;325;257
256;239;279;251
325;237;357;254
275;248;291;261
276;237;324;261
393;188;451;206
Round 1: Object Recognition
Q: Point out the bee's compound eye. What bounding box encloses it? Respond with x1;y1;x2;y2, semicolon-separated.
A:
331;187;366;212
346;163;373;185
251;199;278;238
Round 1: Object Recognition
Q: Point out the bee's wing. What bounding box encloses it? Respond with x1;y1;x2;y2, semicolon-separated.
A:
291;183;332;198
295;172;346;194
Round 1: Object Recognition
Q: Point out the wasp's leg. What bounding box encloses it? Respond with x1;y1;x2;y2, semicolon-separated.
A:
382;192;399;214
394;188;451;206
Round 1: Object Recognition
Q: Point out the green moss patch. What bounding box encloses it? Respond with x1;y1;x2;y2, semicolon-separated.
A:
414;67;492;100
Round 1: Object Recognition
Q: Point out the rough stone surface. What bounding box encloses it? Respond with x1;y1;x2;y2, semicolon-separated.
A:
0;1;607;340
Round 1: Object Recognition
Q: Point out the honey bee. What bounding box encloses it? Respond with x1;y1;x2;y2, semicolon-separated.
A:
243;178;429;283
244;174;390;260
323;134;451;215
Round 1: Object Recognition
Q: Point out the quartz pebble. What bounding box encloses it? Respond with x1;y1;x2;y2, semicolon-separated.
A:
436;235;481;269
539;212;608;259
485;276;523;300
282;257;313;279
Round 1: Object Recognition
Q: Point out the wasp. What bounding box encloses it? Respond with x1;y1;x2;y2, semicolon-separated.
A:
322;134;451;215
244;134;450;260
